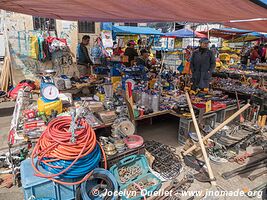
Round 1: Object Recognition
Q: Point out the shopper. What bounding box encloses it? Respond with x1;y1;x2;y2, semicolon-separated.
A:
190;38;215;91
136;49;151;69
261;44;267;63
250;46;260;64
124;40;139;67
76;35;93;76
259;43;264;62
240;45;250;68
210;44;219;58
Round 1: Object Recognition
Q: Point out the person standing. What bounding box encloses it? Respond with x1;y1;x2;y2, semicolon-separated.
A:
190;38;215;91
240;45;250;68
250;46;260;64
76;35;93;76
136;49;151;69
124;40;139;67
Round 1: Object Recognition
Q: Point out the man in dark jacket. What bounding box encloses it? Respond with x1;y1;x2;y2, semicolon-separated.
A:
190;38;215;91
76;35;93;76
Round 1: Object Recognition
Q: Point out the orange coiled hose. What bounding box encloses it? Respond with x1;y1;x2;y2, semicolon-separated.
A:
31;116;107;185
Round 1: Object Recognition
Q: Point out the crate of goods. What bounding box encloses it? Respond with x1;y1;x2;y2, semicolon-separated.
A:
101;145;145;168
178;113;217;145
21;159;76;200
110;155;161;200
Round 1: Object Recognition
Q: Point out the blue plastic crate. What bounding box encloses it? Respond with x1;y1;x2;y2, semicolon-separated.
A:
21;159;76;200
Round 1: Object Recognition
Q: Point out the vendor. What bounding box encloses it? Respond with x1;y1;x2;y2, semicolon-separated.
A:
76;35;93;76
124;40;139;67
190;38;215;91
136;49;152;69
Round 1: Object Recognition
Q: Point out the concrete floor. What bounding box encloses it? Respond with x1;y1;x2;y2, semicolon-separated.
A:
0;108;265;199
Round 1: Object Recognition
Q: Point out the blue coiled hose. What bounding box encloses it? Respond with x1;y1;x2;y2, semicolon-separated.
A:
80;168;118;200
40;145;101;179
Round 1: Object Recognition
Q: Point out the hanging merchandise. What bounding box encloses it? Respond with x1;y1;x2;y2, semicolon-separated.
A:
29;36;39;60
31;116;106;185
101;30;113;48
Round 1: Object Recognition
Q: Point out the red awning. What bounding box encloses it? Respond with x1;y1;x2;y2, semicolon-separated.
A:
199;28;253;39
0;0;267;22
224;20;267;32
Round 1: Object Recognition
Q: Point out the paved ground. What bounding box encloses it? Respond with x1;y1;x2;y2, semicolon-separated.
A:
0;109;265;199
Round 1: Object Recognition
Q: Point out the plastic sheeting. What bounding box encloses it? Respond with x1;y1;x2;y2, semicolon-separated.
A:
164;28;205;38
0;0;267;22
112;26;162;35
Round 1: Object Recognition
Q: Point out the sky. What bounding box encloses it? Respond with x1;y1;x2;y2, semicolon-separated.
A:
259;0;267;4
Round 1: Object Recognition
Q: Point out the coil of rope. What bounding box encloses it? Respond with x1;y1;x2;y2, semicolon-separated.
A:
31;116;107;185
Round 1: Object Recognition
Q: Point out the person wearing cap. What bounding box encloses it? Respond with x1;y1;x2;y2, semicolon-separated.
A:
124;40;139;67
190;38;215;91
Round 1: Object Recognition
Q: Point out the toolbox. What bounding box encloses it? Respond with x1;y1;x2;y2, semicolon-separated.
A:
110;155;161;200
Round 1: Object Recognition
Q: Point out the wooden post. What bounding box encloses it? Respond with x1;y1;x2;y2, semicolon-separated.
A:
185;92;216;186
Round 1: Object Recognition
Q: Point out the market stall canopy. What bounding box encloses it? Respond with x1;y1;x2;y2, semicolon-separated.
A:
163;28;205;38
112;26;162;35
0;0;267;22
224;19;267;32
200;28;253;40
226;32;266;43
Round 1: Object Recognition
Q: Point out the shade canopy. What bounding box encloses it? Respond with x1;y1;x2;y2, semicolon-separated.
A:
226;32;266;43
164;28;205;38
224;20;267;32
0;0;267;23
112;26;163;35
200;28;253;40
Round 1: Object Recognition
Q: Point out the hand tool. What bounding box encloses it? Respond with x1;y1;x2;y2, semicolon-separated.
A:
222;156;267;179
248;169;267;181
185;92;216;186
183;103;250;156
245;181;267;198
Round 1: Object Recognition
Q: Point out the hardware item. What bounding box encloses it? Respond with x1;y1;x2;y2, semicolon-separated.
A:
245;182;267;198
79;168;118;200
145;140;182;180
155;174;194;200
222;156;267;180
118;165;142;184
183;103;251;156
123;135;144;149
235;91;244;123
104;144;117;156
248;169;267;181
185;92;216;186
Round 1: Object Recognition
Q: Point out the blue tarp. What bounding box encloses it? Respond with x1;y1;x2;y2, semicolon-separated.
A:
164;28;195;38
112;26;163;35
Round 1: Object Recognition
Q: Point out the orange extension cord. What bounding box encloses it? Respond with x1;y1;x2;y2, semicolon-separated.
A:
31;116;107;185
